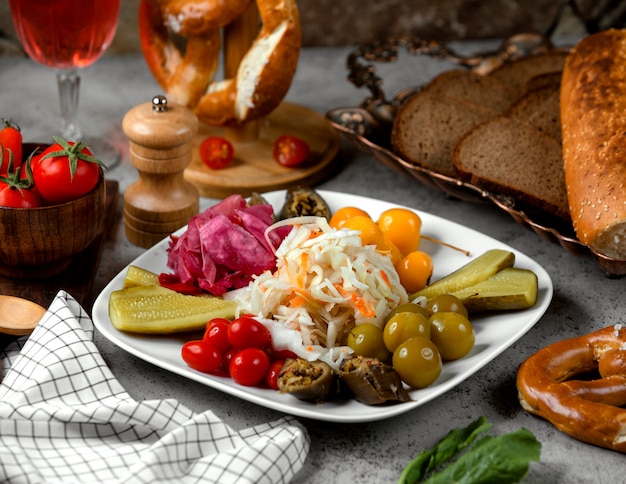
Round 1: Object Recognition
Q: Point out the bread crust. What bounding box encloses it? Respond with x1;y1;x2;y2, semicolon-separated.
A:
517;325;626;453
139;0;301;126
561;29;626;258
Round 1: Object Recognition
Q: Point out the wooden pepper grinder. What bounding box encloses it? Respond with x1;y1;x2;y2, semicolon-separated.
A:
122;95;199;248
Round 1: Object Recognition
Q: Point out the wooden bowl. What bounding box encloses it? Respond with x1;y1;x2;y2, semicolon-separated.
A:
0;144;107;279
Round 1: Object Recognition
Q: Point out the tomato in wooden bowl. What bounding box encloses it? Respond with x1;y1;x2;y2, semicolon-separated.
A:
0;142;106;279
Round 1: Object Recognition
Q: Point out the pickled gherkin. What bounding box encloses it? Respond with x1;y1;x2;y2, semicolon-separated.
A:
109;285;237;334
450;267;538;313
122;265;160;288
411;249;515;300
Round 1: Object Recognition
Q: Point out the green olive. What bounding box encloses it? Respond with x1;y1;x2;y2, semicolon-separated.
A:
383;312;430;352
429;312;475;360
386;303;429;323
427;294;468;319
347;323;391;362
392;336;442;389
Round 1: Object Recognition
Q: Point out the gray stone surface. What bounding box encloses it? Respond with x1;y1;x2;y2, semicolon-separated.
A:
1;41;624;483
2;0;620;54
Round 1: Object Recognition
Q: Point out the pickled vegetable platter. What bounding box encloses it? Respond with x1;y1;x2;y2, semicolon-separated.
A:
92;190;553;423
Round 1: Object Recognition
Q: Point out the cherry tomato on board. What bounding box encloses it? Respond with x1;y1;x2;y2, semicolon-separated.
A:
227;315;271;349
199;136;234;170
0;119;22;174
181;340;223;374
33;136;104;204
272;134;310;167
229;347;271;386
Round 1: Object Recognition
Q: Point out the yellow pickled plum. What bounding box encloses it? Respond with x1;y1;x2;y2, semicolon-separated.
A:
385;302;430;322
347;323;391;362
426;294;469;319
383;311;430;352
429;311;475;360
392;336;442;388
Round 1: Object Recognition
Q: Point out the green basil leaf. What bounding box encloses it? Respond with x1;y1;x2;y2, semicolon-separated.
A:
397;416;492;484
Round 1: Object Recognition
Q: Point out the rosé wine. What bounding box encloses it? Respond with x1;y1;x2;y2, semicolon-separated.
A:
9;0;120;69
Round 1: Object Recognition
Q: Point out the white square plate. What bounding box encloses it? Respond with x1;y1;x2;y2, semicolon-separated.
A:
92;190;553;423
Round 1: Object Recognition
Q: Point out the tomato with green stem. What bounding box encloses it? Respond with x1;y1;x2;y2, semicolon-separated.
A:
0;119;22;174
33;136;104;204
0;149;40;208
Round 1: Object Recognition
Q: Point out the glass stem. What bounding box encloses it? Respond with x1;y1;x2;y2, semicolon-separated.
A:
56;70;82;141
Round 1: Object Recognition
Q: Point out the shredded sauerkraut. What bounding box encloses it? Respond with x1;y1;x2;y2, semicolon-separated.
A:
227;217;409;369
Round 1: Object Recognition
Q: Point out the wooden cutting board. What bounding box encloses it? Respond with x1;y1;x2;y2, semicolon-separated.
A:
184;102;341;198
0;180;119;312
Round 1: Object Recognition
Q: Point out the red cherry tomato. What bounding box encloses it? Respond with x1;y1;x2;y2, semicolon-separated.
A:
0;183;41;208
229;348;271;386
203;318;232;353
269;348;298;361
181;340;223;374
227;315;271;349
199;136;234;170
272;134;310;167
265;359;285;390
222;347;240;376
33;136;103;204
0;119;22;174
0;150;40;208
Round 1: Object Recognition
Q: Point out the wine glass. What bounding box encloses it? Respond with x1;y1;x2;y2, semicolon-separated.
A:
8;0;122;169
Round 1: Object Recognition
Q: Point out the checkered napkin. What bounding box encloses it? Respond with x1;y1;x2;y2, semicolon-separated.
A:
0;291;309;484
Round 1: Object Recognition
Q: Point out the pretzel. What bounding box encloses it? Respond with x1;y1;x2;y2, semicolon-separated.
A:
517;325;626;452
138;0;301;126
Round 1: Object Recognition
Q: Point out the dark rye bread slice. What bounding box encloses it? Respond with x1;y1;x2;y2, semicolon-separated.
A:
505;83;562;142
524;71;562;92
453;116;569;220
424;69;518;112
391;69;517;177
489;52;568;96
391;90;498;177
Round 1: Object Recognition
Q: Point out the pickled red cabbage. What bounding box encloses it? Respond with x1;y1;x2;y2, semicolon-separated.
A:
161;194;289;296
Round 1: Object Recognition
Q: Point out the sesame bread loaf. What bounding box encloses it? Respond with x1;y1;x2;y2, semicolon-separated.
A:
561;29;626;259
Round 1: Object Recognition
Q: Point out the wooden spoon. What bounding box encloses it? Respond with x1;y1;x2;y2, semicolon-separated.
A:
0;295;46;336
